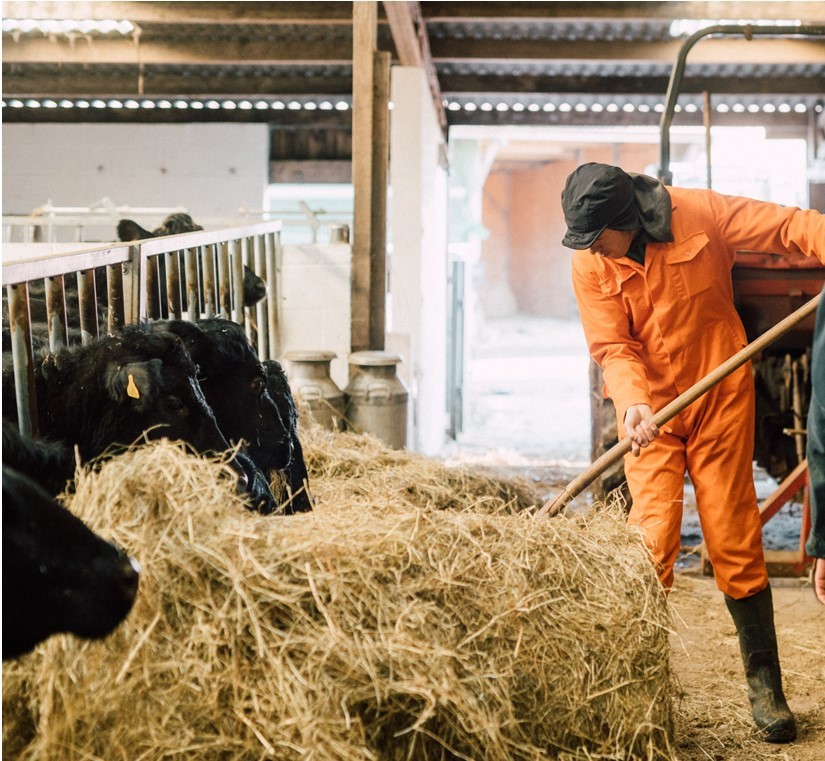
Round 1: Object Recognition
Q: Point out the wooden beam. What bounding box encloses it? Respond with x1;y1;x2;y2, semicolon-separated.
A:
383;0;447;136
4;63;821;100
351;1;378;354
420;1;825;23
6;33;822;68
428;37;825;65
437;72;825;97
370;51;391;350
383;1;423;65
1;1;358;24
2;35;353;65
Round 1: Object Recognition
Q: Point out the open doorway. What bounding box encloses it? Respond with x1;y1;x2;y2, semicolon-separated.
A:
444;125;811;483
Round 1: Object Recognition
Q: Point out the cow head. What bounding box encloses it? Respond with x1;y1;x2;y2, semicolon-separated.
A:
2;465;140;659
158;319;293;474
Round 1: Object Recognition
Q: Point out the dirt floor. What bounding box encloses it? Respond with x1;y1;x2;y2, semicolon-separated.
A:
447;313;825;760
669;573;825;761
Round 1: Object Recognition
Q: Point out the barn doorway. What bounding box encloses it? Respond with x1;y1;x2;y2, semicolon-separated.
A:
442;125;812;521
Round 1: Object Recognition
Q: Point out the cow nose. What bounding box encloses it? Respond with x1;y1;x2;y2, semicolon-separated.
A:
234;466;250;494
117;554;141;599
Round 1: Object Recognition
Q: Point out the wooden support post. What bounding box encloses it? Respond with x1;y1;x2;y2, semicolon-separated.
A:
370;49;391;350
351;9;391;352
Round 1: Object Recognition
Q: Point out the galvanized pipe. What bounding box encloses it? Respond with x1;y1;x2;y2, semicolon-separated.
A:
7;283;38;437
76;269;98;344
166;250;182;319
265;231;280;361
201;244;216;319
45;275;68;350
254;233;267;359
218;241;232;318
184;247;199;321
230;238;244;326
659;24;825;184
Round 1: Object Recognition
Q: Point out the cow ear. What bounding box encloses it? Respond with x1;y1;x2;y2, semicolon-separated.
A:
106;359;162;409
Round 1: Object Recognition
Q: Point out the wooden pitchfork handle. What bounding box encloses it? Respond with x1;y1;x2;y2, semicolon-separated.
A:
535;290;822;520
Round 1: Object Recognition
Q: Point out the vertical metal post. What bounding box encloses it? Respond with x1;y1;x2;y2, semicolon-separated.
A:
45;275;68;350
107;263;125;333
166;250;182;319
703;90;713;189
254;233;267;358
231;238;244;327
202;244;216;319
76;268;98;344
265;231;280;360
7;283;38;437
122;244;142;325
218;241;232;318
242;236;254;342
184;246;199;321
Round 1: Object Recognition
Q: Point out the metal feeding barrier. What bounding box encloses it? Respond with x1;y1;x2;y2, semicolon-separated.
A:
3;221;284;437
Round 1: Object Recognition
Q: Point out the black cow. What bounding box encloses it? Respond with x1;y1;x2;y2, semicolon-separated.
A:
117;214;267;308
154;318;309;514
2;325;247;497
263;359;314;514
2;420;74;497
2;463;140;660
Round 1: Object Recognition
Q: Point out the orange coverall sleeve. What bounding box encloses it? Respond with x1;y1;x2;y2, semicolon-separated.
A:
707;191;825;262
571;256;650;424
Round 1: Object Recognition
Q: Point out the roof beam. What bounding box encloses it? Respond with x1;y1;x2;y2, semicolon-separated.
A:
437;73;825;97
6;34;822;67
382;0;447;134
5;65;821;99
429;38;825;65
420;2;825;22
1;67;355;97
2;36;352;65
1;2;358;24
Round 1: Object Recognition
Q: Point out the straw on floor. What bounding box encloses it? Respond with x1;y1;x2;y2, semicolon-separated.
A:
3;432;674;761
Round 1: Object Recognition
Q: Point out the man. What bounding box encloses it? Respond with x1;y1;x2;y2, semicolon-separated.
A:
807;288;825;606
561;162;825;744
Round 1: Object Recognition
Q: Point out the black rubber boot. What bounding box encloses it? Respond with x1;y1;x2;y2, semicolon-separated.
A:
724;585;797;743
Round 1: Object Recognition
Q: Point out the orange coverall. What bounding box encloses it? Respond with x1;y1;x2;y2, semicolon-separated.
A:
572;187;825;598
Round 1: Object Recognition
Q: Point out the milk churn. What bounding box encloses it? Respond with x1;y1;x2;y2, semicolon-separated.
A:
282;350;345;431
344;351;409;449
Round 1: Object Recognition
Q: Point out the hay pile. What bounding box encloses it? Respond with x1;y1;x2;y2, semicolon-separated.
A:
3;434;674;761
302;426;542;514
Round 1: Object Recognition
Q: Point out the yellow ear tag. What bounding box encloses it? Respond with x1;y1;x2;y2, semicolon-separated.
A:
126;373;141;400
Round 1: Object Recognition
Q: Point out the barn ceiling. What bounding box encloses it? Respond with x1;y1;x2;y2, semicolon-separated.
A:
3;1;825;145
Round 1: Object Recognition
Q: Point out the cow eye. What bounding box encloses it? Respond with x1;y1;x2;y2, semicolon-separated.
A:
164;395;186;414
251;377;264;396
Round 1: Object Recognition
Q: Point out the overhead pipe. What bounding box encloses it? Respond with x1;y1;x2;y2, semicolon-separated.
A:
659;24;825;184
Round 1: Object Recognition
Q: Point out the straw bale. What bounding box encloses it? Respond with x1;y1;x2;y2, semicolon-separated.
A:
301;425;542;515
3;435;674;761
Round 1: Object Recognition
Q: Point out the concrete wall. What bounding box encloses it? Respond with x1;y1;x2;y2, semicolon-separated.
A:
2;123;269;234
389;66;449;455
279;243;352;389
482;144;660;319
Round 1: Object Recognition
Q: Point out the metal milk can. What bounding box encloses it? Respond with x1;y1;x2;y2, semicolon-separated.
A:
282;350;345;431
344;351;409;449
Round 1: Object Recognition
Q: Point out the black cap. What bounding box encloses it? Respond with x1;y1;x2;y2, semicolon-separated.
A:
561;163;640;249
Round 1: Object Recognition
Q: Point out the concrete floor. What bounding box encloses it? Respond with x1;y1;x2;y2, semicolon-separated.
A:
443;312;805;557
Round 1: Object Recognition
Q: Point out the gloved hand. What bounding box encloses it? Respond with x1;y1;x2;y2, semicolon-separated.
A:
624;403;660;457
